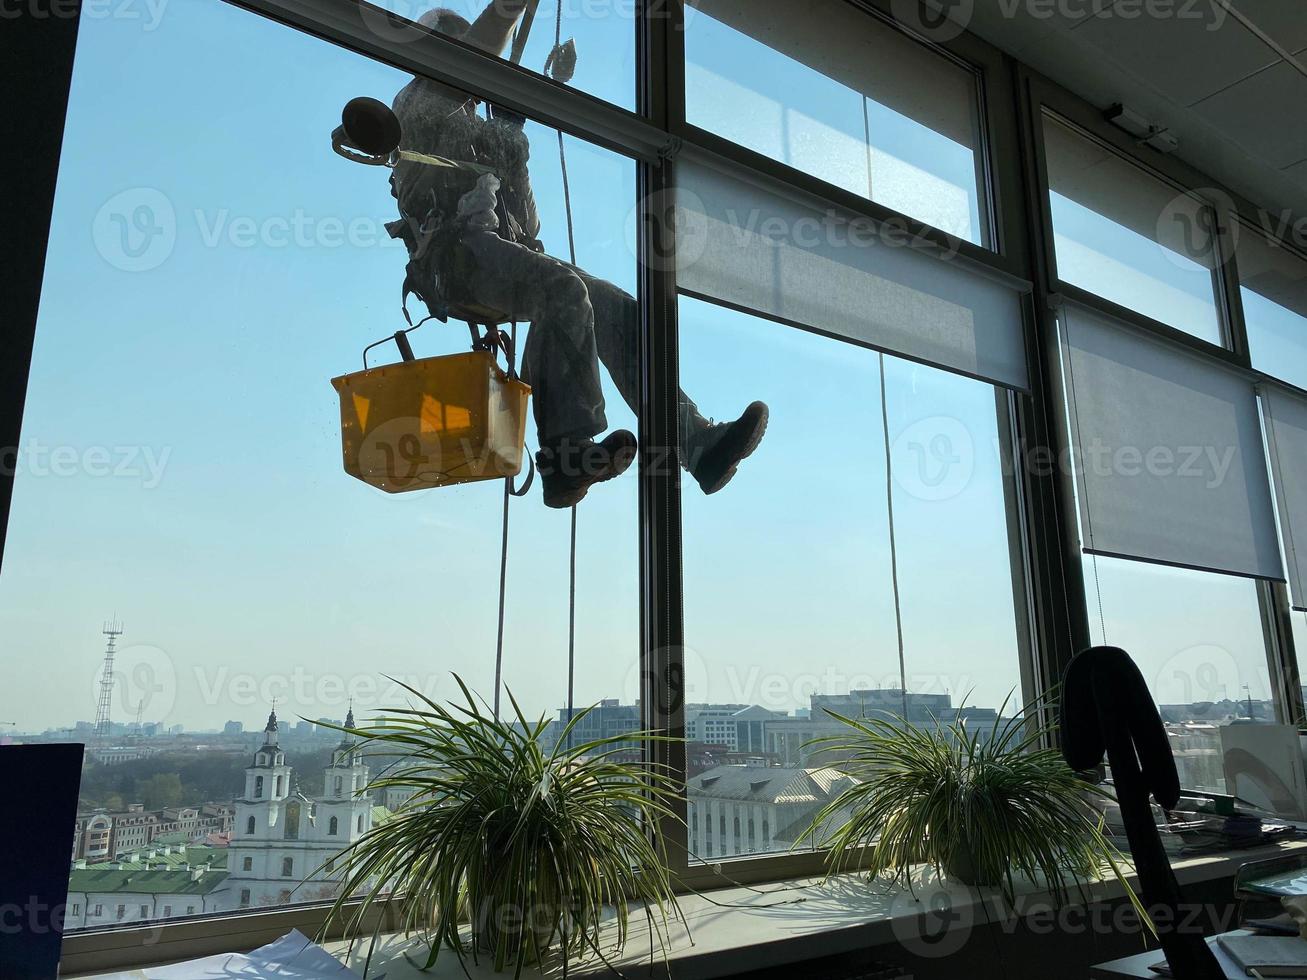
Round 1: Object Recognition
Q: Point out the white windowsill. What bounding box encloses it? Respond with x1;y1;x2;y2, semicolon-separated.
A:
71;840;1307;979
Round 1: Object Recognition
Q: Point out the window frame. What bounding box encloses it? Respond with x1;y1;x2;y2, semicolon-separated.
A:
10;0;1304;969
1020;69;1306;725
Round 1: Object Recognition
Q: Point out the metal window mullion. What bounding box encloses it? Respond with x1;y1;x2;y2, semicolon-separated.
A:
1215;204;1251;362
635;0;689;866
1259;580;1305;725
1011;67;1094;709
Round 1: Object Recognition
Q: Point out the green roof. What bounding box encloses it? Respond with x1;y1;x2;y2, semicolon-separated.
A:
114;845;228;871
371;805;393;826
67;868;228;896
150;831;191;846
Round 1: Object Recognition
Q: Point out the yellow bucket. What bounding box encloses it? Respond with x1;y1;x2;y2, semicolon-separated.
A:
331;351;530;493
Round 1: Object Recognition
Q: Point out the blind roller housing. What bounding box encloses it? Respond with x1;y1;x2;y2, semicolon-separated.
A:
1060;302;1282;580
675;158;1030;390
1262;383;1307;609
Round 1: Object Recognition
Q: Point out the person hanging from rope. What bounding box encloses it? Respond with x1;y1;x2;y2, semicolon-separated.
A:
386;1;769;508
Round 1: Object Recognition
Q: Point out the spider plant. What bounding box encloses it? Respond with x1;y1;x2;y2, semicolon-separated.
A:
318;676;684;976
797;695;1145;917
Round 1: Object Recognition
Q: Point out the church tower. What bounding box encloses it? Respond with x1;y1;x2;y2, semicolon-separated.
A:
238;709;292;832
227;708;297;907
313;706;372;845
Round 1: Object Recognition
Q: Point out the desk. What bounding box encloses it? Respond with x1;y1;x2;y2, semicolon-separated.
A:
1091;930;1302;978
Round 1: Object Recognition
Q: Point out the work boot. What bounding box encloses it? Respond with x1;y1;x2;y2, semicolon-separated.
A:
685;401;769;495
537;430;637;509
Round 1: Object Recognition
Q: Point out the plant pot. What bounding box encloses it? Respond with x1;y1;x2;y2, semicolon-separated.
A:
943;844;1000;887
470;889;559;966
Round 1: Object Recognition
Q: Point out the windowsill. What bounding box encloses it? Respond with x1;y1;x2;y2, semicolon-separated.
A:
68;839;1307;979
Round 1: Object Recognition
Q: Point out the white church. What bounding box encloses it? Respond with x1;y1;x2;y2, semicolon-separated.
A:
226;707;374;908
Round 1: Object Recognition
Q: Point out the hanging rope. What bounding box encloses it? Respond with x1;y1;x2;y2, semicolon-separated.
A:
877;355;909;720
548;0;582;746
490;7;582;721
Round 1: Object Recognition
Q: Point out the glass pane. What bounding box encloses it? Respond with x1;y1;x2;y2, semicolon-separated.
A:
372;0;635;111
684;0;986;245
1043;115;1223;344
2;0;639;926
1081;555;1275;795
1238;226;1307;391
679;297;1025;862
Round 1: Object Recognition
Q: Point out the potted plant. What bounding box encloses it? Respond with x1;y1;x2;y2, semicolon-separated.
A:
798;697;1144;913
320;676;683;976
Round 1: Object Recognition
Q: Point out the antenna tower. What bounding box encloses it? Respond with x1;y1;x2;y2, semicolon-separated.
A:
93;620;124;739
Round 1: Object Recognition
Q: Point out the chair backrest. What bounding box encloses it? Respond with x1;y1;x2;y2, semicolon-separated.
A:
1062;646;1225;979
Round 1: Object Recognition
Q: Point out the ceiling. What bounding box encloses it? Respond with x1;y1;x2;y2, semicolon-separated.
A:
952;0;1307;226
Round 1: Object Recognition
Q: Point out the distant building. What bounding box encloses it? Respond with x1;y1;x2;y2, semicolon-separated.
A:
223;721;244;736
687;765;858;860
685;704;784;753
88;745;157;766
71;803;235;861
65;866;229;929
554;699;642;756
226;708;375;908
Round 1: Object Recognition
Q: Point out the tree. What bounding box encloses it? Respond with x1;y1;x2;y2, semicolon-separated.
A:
140;773;183;809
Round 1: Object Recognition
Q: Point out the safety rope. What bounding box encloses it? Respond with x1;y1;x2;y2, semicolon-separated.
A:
550;0;581;747
877;355;910;720
491;4;581;722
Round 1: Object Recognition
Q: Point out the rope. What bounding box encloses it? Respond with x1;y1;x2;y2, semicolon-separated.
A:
490;3;582;723
877;354;909;719
1060;317;1108;647
492;320;523;720
551;0;581;746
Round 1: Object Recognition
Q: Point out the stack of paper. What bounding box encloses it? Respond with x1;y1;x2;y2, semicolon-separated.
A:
101;930;371;980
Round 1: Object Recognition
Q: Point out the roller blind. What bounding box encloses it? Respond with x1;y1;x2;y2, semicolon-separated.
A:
1042;114;1215;271
1060;301;1282;580
675;157;1030;390
686;0;978;149
1261;383;1307;609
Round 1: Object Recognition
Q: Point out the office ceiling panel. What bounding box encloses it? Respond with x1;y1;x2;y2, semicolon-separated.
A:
942;0;1307;228
1191;62;1307;170
1071;0;1278;106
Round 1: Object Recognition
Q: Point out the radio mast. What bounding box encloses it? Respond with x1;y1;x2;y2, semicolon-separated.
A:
93;620;124;739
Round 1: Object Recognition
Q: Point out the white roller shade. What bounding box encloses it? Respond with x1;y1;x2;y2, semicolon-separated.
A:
675;157;1030;390
1261;383;1307;609
1060;301;1282;580
686;0;978;149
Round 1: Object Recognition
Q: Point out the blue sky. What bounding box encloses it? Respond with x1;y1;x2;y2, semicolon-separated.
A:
0;0;1280;734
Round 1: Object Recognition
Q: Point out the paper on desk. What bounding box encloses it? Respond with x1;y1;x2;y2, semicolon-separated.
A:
99;930;370;980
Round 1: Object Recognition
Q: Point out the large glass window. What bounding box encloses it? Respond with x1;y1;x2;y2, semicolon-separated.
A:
678;297;1026;861
1237;226;1307;392
1043;114;1223;344
684;0;987;244
1080;556;1276;795
4;0;639;927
